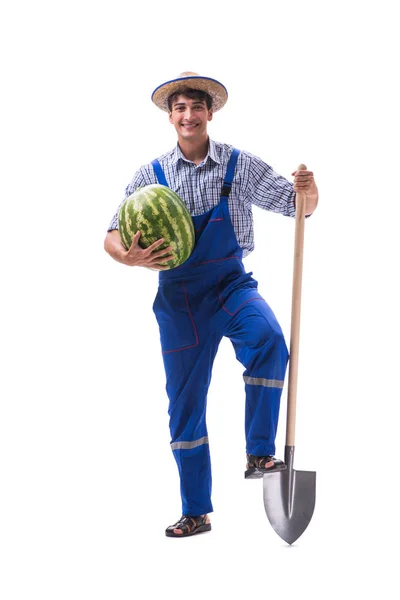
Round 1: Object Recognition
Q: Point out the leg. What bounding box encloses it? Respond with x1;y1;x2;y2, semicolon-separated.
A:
224;299;289;457
161;332;221;517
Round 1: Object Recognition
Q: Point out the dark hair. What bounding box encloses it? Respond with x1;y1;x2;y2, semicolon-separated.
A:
167;87;213;111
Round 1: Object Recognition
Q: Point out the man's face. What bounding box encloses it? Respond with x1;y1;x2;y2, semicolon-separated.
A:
168;95;213;141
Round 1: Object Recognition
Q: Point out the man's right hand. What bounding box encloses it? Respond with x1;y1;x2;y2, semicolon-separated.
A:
104;229;174;270
122;231;174;269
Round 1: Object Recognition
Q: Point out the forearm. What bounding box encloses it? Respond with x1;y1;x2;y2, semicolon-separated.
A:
104;229;173;269
104;230;127;264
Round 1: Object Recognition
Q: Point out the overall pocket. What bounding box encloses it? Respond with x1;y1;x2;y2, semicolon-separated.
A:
153;282;199;354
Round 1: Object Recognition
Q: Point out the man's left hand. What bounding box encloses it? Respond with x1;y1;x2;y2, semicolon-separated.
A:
291;168;319;215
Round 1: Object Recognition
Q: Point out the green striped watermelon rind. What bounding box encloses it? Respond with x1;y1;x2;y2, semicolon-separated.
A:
118;184;195;269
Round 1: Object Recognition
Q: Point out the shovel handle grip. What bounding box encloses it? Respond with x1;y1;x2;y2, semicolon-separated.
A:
286;164;307;446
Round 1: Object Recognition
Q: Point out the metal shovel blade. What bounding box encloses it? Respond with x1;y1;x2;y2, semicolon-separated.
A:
263;446;316;545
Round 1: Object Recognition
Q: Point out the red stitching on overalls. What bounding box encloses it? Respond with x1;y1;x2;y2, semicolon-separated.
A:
195;218;223;232
217;282;263;316
162;281;199;354
196;256;241;266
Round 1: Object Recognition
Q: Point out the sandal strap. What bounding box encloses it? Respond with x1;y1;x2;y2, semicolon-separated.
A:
171;515;205;533
247;454;281;469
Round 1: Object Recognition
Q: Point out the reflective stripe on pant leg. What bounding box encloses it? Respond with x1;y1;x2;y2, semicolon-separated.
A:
170;436;209;450
243;377;284;389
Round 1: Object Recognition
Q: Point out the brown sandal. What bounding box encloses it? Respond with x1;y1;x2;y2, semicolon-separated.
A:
245;454;286;479
165;515;211;537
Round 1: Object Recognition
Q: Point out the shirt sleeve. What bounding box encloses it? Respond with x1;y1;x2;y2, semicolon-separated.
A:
107;168;150;232
244;154;296;218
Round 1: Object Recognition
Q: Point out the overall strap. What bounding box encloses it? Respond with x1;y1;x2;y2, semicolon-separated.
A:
220;148;240;199
151;159;169;187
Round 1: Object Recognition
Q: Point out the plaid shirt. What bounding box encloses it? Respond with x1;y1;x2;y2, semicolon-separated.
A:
108;139;295;258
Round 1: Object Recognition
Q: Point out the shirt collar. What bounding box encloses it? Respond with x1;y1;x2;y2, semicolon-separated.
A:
207;139;221;164
168;138;221;166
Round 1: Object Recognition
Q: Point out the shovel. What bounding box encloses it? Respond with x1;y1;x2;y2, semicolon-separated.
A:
262;164;316;545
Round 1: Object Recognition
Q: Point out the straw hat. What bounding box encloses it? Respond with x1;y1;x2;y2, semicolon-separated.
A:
151;71;228;112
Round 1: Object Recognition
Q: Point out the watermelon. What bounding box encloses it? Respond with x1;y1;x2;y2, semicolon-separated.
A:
118;184;195;269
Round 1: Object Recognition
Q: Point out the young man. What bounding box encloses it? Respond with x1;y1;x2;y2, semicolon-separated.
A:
104;71;318;537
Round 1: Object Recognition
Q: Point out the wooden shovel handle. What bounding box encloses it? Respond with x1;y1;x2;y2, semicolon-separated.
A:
286;164;307;447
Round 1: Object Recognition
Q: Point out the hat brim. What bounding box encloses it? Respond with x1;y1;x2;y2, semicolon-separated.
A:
152;76;228;112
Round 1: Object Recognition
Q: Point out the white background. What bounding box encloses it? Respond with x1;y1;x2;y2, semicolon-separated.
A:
1;0;399;598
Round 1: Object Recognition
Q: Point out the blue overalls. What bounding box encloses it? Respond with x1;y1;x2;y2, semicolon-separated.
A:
152;149;289;516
